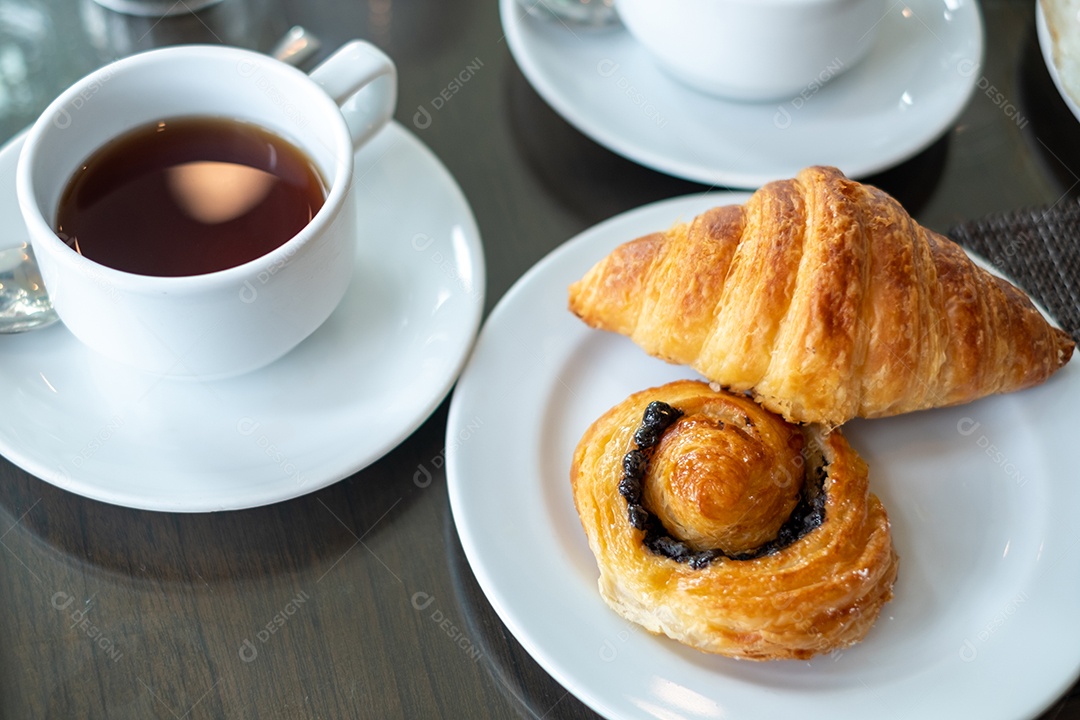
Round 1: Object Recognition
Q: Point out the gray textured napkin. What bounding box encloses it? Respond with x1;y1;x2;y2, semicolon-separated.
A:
948;199;1080;343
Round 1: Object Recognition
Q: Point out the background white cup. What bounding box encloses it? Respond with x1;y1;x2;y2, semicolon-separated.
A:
615;0;887;101
16;41;396;379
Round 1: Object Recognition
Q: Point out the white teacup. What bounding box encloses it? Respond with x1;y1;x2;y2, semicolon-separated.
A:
615;0;886;101
16;41;396;379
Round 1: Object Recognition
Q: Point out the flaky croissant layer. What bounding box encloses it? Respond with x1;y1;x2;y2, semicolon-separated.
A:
571;380;898;661
569;166;1075;426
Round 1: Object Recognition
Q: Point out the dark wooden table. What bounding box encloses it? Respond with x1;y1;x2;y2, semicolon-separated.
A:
0;0;1076;717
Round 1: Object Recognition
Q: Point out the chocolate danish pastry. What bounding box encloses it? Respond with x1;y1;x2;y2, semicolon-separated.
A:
571;379;898;660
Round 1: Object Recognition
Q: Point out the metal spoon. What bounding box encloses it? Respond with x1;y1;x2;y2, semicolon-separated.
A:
269;24;322;68
516;0;619;27
0;25;322;334
0;244;55;332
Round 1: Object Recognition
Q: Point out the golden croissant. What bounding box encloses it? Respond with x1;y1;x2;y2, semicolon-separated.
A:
571;379;898;660
568;166;1075;426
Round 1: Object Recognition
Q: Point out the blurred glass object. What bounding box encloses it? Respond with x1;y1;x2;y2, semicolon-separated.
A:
0;1;59;138
81;0;287;60
90;0;225;14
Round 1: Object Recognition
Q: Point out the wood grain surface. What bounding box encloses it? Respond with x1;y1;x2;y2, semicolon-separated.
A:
0;0;1076;717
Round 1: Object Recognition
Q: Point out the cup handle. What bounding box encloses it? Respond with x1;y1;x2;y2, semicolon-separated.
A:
309;41;397;150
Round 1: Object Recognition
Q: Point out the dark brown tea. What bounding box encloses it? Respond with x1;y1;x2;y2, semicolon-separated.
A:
55;117;326;277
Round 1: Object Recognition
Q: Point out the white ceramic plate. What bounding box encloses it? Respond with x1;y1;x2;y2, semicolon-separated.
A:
1037;0;1080;123
0;122;485;512
502;0;984;188
447;193;1080;719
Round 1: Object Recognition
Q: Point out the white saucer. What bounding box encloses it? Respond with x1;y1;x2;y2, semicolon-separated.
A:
0;122;485;512
447;193;1080;719
502;0;984;188
1036;0;1080;123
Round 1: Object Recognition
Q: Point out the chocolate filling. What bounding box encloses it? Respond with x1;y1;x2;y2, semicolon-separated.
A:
618;401;827;569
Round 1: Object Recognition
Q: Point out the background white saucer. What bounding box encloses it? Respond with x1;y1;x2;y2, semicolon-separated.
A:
0;122;485;512
502;0;984;188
